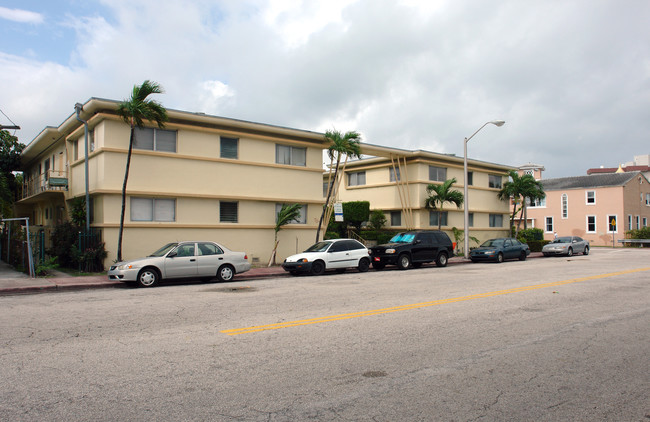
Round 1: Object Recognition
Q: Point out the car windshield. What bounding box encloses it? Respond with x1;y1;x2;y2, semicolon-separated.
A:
305;241;332;252
552;237;572;243
389;233;416;243
481;239;504;247
149;243;178;257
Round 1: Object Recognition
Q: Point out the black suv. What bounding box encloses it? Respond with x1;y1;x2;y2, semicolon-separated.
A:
370;230;454;270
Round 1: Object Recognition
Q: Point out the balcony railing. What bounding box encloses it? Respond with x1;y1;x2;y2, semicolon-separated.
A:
22;170;68;199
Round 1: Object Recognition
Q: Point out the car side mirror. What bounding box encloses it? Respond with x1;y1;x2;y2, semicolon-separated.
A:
414;239;421;244
167;251;177;258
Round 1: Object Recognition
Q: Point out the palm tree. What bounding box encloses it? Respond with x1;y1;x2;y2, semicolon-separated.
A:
116;80;168;261
316;129;362;242
424;178;464;230
268;203;303;266
497;170;545;236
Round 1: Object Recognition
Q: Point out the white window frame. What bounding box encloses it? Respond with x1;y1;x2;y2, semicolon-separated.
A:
134;127;177;152
348;171;366;186
489;214;503;228
488;175;502;189
130;197;176;222
636;215;640;230
646;193;650;206
586;215;596;233
643;217;648;227
561;194;568;219
429;166;447;182
607;215;618;234
275;203;307;224
628;214;632;230
527;197;546;208
545;216;554;233
586;190;595;205
275;144;306;166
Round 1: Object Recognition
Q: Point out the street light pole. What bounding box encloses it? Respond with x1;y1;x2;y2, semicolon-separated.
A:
463;120;505;259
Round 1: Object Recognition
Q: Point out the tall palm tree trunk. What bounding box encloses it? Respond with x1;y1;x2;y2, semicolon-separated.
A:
116;126;135;261
316;157;341;242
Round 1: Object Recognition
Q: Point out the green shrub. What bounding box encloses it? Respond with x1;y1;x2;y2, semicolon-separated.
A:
517;228;544;242
526;239;550;252
368;209;387;231
343;201;370;232
626;227;650;239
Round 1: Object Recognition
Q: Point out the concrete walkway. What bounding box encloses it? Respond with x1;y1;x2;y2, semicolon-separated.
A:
0;253;543;295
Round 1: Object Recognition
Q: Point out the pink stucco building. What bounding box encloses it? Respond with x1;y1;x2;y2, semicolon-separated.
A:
524;172;650;246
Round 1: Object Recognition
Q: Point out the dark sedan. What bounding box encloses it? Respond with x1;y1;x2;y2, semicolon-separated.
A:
470;238;530;263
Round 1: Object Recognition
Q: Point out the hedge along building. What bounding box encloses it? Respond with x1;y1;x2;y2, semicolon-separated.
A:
17;98;330;266
330;144;514;252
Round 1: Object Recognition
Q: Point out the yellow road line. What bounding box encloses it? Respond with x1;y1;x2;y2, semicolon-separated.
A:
221;267;650;336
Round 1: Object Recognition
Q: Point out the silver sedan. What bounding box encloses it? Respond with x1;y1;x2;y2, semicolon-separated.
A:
542;236;590;257
108;241;251;287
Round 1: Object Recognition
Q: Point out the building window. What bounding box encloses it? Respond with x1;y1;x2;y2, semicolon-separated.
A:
586;215;596;233
220;137;238;159
429;211;448;227
643;217;648;227
390;211;401;226
545;216;554;233
527;197;546;208
323;182;329;197
467;171;473;186
468;212;474;227
489;214;503;228
646;193;650;206
220;201;238;223
561;194;568;219
607;215;617;233
628;214;632;230
275;144;306;166
275;204;307;224
89;129;95;153
134;127;177;152
636;215;641;230
429;166;447;182
72;139;78;161
131;198;176;222
488;175;502;189
389;167;401;182
348;171;366;186
586;190;595;204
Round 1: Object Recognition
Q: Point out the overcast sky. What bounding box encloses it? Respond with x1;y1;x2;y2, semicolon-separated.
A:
1;0;649;178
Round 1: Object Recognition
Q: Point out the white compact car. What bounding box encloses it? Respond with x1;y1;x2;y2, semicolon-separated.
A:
282;238;370;275
108;241;251;287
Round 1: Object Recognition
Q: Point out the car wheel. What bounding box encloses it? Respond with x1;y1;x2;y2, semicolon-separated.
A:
372;262;385;270
567;247;573;257
397;253;411;270
583;246;589;255
435;252;448;267
470;258;478;263
496;252;504;263
137;268;159;288
217;264;235;282
311;260;325;276
519;251;527;261
336;268;346;274
358;258;370;272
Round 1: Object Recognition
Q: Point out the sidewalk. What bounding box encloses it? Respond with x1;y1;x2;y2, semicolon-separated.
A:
0;254;542;295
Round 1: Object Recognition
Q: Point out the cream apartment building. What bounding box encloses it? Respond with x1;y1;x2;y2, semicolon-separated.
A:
332;145;514;251
18;98;329;265
524;172;650;246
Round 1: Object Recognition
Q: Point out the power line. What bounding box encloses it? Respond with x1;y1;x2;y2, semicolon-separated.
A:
0;108;20;131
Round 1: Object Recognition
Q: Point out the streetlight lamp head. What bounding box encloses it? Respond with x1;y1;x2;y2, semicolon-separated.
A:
490;120;506;127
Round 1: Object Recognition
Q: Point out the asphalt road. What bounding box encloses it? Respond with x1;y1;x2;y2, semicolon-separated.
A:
1;249;648;421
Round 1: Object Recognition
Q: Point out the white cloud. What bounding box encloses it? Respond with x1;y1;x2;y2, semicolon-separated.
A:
0;6;44;24
2;0;650;178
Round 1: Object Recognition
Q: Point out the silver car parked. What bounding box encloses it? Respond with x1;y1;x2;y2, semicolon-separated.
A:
542;236;590;257
108;241;251;287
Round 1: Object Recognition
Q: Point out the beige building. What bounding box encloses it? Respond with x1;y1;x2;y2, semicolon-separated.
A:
18;98;329;266
332;145;514;251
